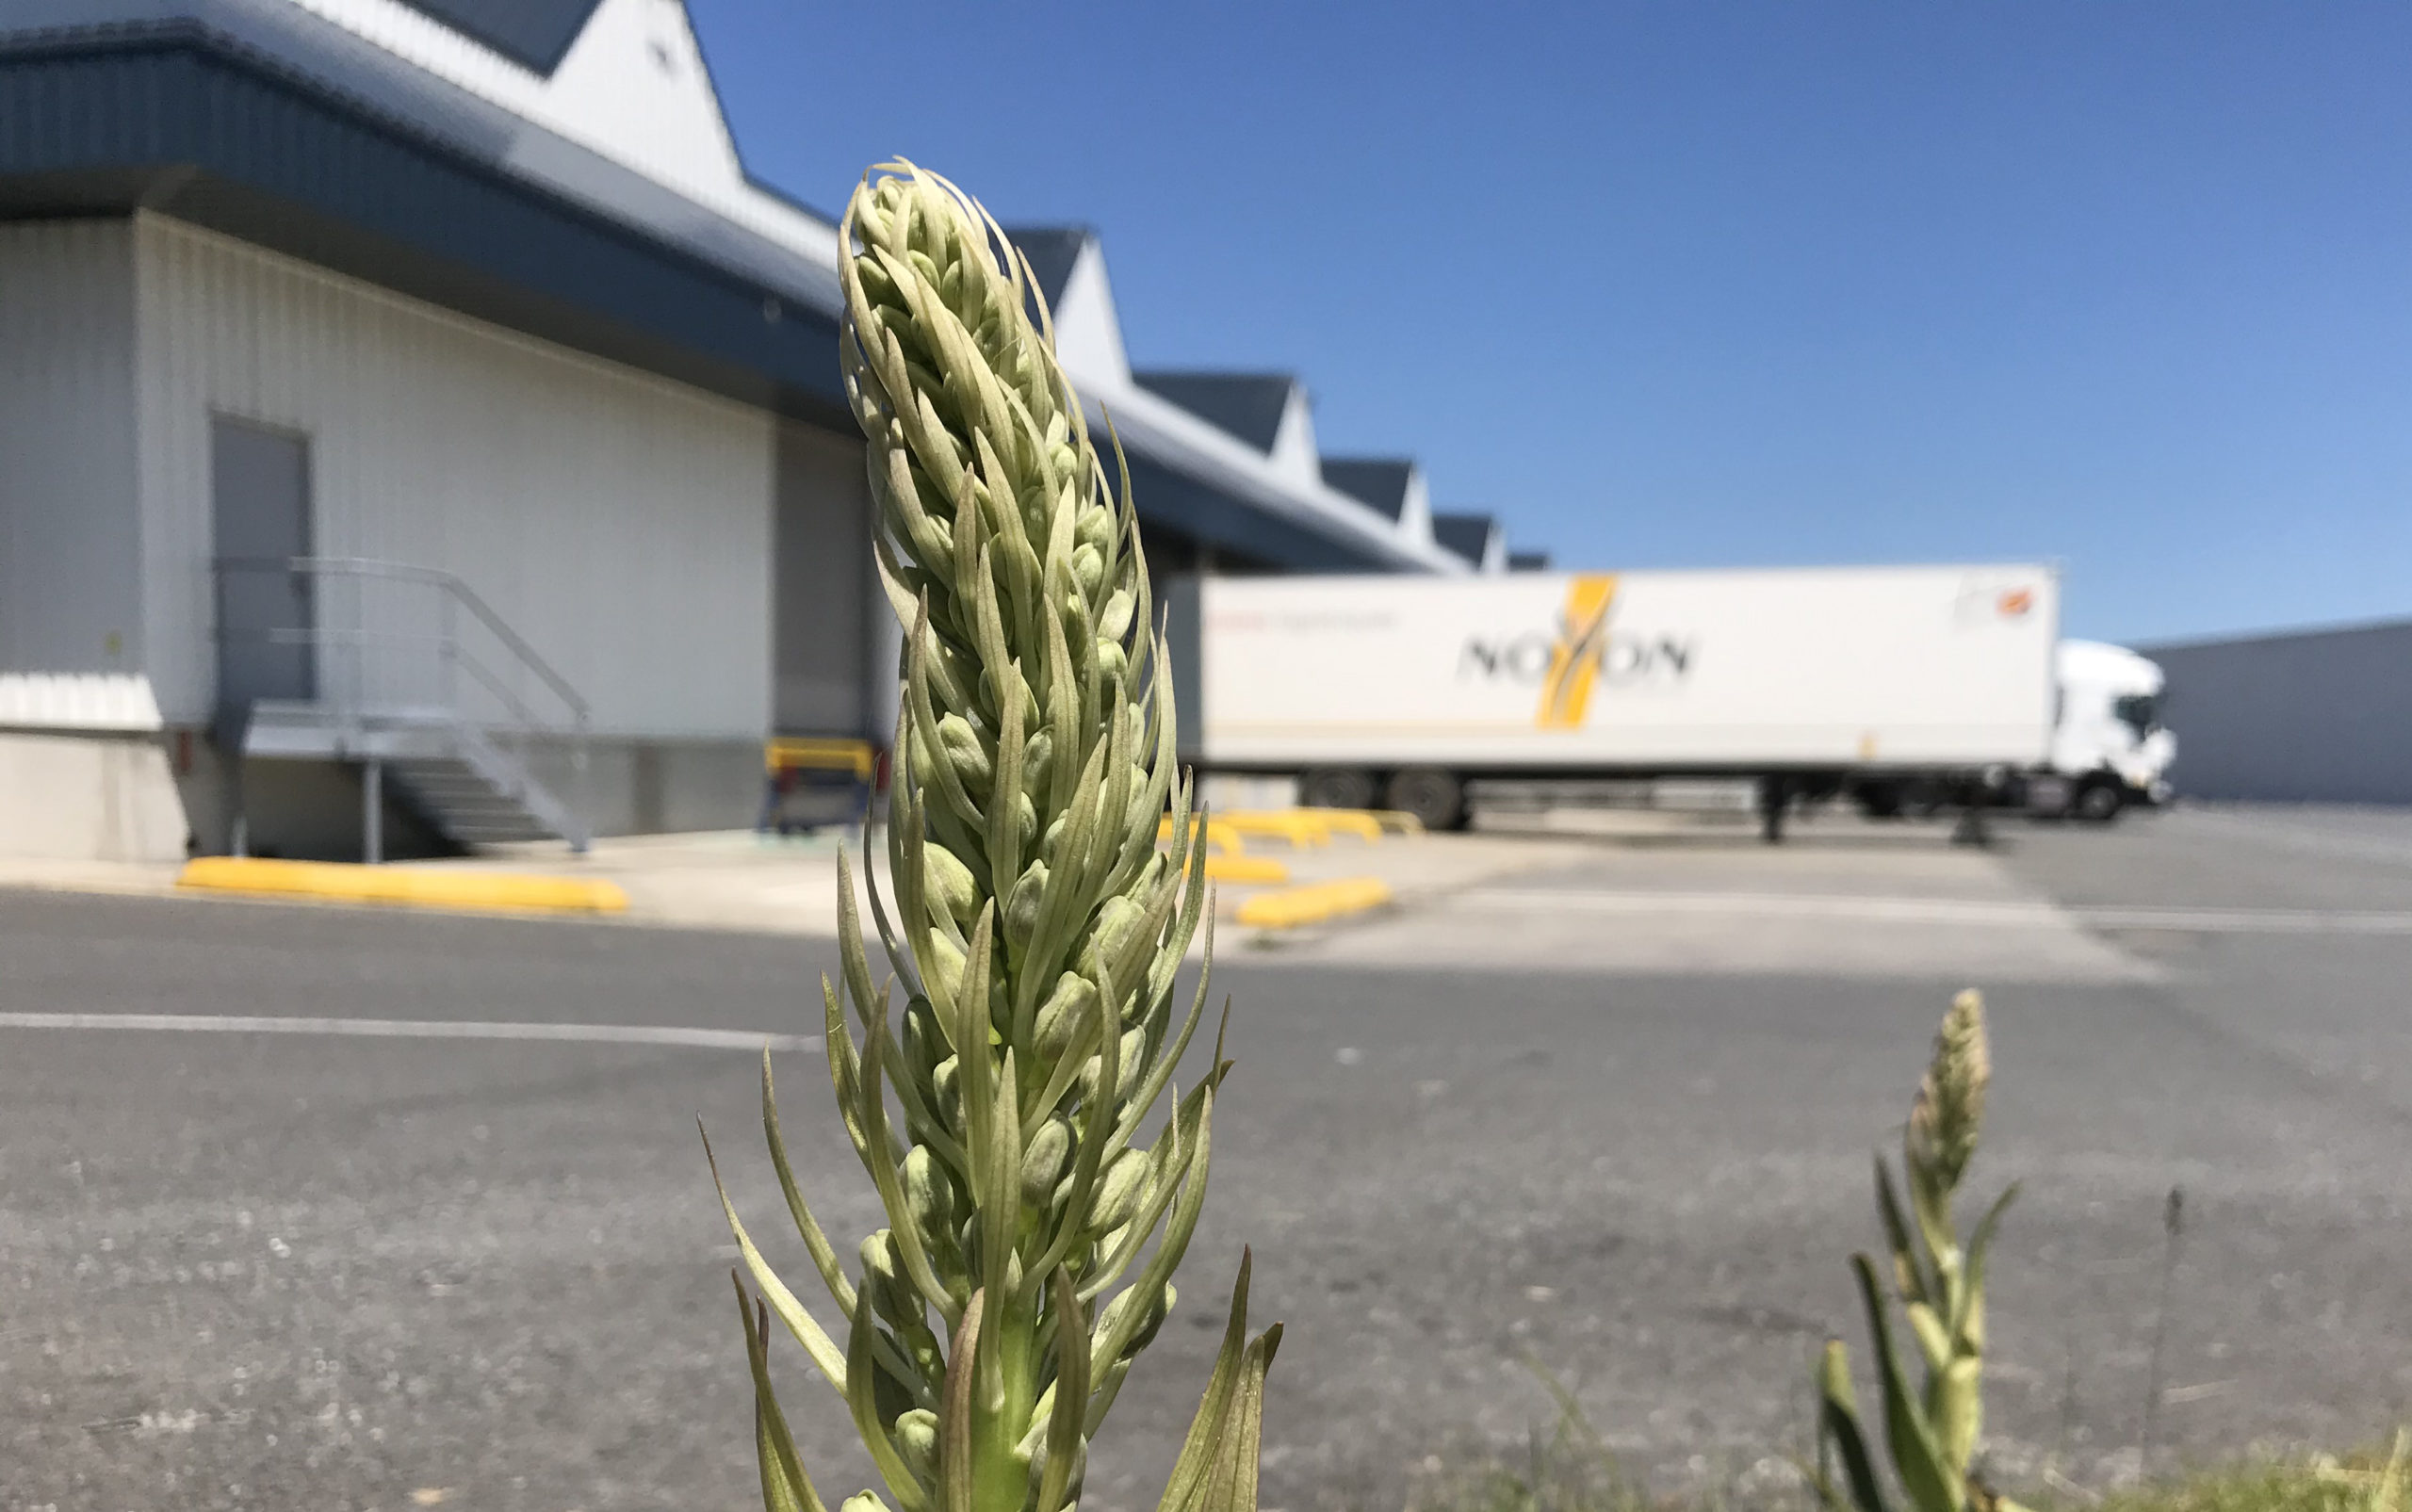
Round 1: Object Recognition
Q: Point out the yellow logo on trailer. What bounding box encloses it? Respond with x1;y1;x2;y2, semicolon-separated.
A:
1536;575;1619;728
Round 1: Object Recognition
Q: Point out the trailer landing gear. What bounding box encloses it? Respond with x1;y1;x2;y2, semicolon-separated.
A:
1950;800;1993;847
1758;775;1790;844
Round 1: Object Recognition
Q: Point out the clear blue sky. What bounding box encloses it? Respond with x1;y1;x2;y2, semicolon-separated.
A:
690;2;2412;644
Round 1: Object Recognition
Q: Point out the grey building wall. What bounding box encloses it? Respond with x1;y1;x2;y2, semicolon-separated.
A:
2143;618;2412;804
0;221;143;686
132;212;778;740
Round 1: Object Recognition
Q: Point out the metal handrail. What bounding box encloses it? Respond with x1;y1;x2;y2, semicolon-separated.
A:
238;626;562;738
211;554;594;854
214;555;590;723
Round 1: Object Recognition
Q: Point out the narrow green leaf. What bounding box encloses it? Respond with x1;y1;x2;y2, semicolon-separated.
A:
858;813;927;1011
1953;1181;2019;1356
1851;1254;1963;1512
857;992;965;1324
981;1044;1021;1313
1156;1250;1254;1512
1190;1325;1279;1512
1105;951;1217;1171
957;902;1000;1199
736;1277;831;1512
846;1277;931;1512
938;1289;986;1512
906;614;986;848
702;1119;847;1391
1874;1156;1932;1309
1036;1268;1091;1512
1905;1301;1952;1377
1019;735;1111;1011
762;1047;859;1320
837;849;887;1032
1817;1338;1891;1512
1082;1074;1208;1305
823;975;873;1165
1087;1089;1212;1379
1022;969;1121;1298
1931;1354;1982;1482
989;647;1028;980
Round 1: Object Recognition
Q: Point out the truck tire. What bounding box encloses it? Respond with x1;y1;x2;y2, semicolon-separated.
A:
1386;767;1465;832
2074;777;2126;824
1299;767;1377;811
1854;782;1903;820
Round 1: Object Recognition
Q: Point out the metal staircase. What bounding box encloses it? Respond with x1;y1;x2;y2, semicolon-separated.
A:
216;558;592;858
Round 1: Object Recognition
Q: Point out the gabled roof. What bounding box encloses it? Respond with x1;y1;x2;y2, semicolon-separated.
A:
0;3;1490;575
395;0;600;73
1432;512;1502;570
1132;372;1296;454
1320;459;1417;523
1006;226;1093;315
0;0;848;419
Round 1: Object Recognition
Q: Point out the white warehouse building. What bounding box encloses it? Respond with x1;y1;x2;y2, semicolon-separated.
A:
0;0;1510;865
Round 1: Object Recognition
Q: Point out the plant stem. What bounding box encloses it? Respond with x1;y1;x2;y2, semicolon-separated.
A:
2139;1186;2185;1470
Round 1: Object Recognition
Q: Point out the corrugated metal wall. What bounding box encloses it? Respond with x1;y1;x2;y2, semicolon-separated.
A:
0;221;144;690
132;213;777;740
2146;619;2412;805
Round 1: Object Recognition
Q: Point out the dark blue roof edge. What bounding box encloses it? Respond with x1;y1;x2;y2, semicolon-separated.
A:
393;0;602;76
1319;456;1417;521
1116;450;1410;575
0;9;843;318
1131;370;1298;454
1431;512;1500;566
0;32;853;426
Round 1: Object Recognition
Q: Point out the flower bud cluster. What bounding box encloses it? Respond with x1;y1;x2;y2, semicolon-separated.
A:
709;161;1272;1512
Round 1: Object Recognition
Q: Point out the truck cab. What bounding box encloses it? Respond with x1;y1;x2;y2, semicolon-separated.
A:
2044;640;2176;821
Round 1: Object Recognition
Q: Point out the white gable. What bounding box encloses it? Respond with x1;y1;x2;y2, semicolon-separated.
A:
1266;385;1321;491
284;0;838;269
543;0;743;193
1396;466;1434;545
1051;240;1132;391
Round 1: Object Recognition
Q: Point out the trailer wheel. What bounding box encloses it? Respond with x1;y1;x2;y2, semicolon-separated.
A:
1386;767;1465;831
1300;767;1377;811
1854;782;1903;820
2073;777;2126;824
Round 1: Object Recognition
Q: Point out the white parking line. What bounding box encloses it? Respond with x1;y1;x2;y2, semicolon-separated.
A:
0;1013;823;1052
2072;905;2412;935
1460;889;2412;935
2177;807;2412;870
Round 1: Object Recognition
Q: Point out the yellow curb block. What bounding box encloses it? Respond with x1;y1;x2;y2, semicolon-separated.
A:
1222;810;1333;848
1234;876;1392;929
177;857;628;916
1221;808;1419;846
1199;854;1290;886
1305;810;1386;843
1158;816;1247;854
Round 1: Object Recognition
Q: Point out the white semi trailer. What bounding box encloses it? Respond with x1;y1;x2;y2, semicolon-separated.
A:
1167;563;2162;837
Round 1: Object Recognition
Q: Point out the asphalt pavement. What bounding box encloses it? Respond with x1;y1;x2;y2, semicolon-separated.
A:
3;805;2409;1512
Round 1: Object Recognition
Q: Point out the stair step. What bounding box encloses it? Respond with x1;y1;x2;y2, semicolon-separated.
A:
367;734;579;850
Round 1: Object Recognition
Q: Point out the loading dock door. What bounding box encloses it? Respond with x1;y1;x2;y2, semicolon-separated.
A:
211;418;316;735
773;421;875;737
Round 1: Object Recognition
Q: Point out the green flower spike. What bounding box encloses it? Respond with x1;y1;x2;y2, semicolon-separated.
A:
1817;990;2026;1512
707;159;1279;1512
